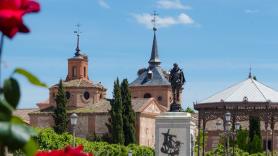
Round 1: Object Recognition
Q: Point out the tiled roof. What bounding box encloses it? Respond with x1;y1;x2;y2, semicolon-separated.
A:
52;79;106;89
200;78;278;103
130;66;170;86
14;108;39;123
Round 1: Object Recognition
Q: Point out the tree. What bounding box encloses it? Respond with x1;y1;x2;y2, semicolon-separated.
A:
109;78;125;144
236;128;249;151
184;107;195;113
248;134;263;154
121;79;136;145
53;79;68;134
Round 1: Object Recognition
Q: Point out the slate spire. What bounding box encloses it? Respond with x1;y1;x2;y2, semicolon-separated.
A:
148;11;161;67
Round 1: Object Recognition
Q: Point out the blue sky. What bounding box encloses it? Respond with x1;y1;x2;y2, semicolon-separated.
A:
2;0;278;109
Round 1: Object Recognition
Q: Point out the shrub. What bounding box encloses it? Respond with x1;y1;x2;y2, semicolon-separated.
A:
35;128;154;156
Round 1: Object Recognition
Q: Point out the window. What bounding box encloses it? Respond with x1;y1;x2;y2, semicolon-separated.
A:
66;91;70;99
158;96;162;101
72;66;77;77
84;91;90;100
144;93;151;98
84;67;86;77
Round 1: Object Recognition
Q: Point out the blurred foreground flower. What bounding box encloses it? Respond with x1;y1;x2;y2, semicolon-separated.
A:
36;145;94;156
0;0;40;38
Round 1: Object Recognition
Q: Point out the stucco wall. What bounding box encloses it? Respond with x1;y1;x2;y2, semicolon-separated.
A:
139;115;156;147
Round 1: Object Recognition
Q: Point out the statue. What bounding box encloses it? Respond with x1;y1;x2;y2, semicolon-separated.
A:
169;63;185;112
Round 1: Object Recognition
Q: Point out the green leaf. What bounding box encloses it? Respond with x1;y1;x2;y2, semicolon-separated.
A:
0;100;13;121
3;78;20;108
11;116;25;124
23;139;37;156
14;68;47;88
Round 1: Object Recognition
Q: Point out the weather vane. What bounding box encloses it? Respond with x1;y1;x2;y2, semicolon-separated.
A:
74;24;81;56
249;65;252;78
151;11;158;31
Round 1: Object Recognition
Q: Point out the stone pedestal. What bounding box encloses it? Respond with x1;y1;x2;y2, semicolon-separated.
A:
155;112;195;156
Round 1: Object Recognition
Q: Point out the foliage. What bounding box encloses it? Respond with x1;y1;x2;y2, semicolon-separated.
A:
236;128;249;151
205;144;265;156
109;78;125;144
184;107;195;113
248;134;263;154
0;68;47;156
35;128;154;156
53;79;68;134
121;79;136;145
248;116;262;153
194;129;207;155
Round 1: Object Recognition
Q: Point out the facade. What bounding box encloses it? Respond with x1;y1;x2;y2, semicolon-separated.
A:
28;27;175;148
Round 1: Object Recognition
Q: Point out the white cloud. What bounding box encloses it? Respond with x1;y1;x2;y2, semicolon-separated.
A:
156;0;191;10
98;0;110;9
245;9;259;14
132;13;194;28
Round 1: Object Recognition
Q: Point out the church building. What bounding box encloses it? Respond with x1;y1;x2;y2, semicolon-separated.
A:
28;23;178;147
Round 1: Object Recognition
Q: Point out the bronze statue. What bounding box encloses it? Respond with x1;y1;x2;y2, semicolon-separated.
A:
169;63;185;112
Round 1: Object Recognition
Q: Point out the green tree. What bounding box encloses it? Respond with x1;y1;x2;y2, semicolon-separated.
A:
248;134;263;154
236;128;249;151
110;78;125;144
249;116;261;142
52;79;68;134
185;107;195;113
121;79;136;145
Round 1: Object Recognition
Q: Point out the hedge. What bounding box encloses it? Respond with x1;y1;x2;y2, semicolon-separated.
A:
35;128;154;156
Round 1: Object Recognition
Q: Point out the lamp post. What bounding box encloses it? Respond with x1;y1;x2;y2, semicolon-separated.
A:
225;112;231;156
128;150;132;156
70;113;78;147
232;121;240;156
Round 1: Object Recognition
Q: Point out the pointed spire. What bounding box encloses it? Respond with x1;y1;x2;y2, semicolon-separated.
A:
74;24;81;57
248;65;252;79
148;11;161;67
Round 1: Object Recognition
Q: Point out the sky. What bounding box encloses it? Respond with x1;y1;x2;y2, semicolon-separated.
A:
2;0;278;109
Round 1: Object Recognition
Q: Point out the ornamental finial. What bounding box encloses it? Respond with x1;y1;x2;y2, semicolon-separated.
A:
151;11;158;32
74;24;81;56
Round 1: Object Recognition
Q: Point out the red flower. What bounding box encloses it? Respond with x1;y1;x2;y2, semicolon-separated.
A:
36;145;93;156
0;0;40;38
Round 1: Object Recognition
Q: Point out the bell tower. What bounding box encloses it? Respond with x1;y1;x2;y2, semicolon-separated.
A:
66;24;89;81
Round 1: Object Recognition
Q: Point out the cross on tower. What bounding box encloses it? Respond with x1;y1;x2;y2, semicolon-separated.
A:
151;11;158;31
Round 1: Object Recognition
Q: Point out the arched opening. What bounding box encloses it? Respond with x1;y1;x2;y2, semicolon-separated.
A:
84;67;86;77
144;93;151;98
72;66;77;77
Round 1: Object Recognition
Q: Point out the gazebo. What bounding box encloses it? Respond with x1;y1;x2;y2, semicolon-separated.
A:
194;74;278;156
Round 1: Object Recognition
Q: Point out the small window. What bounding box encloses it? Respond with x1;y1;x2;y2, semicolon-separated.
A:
66;91;70;99
72;66;77;77
144;93;151;98
158;96;162;101
84;67;86;77
84;91;90;100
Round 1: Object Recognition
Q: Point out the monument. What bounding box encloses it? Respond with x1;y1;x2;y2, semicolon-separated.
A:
155;63;195;156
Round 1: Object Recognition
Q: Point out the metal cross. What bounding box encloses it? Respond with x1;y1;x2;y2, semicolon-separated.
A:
151;11;158;31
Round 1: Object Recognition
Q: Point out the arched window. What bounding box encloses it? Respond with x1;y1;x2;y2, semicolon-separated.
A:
84;67;86;77
158;96;162;101
144;93;151;98
84;91;90;100
72;66;77;77
66;91;70;99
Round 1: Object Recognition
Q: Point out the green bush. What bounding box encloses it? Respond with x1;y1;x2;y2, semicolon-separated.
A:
35;128;154;156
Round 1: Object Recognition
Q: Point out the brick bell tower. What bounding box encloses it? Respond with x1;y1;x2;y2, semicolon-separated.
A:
66;26;89;81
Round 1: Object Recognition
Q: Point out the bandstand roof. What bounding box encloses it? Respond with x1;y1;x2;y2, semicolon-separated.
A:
199;77;278;104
